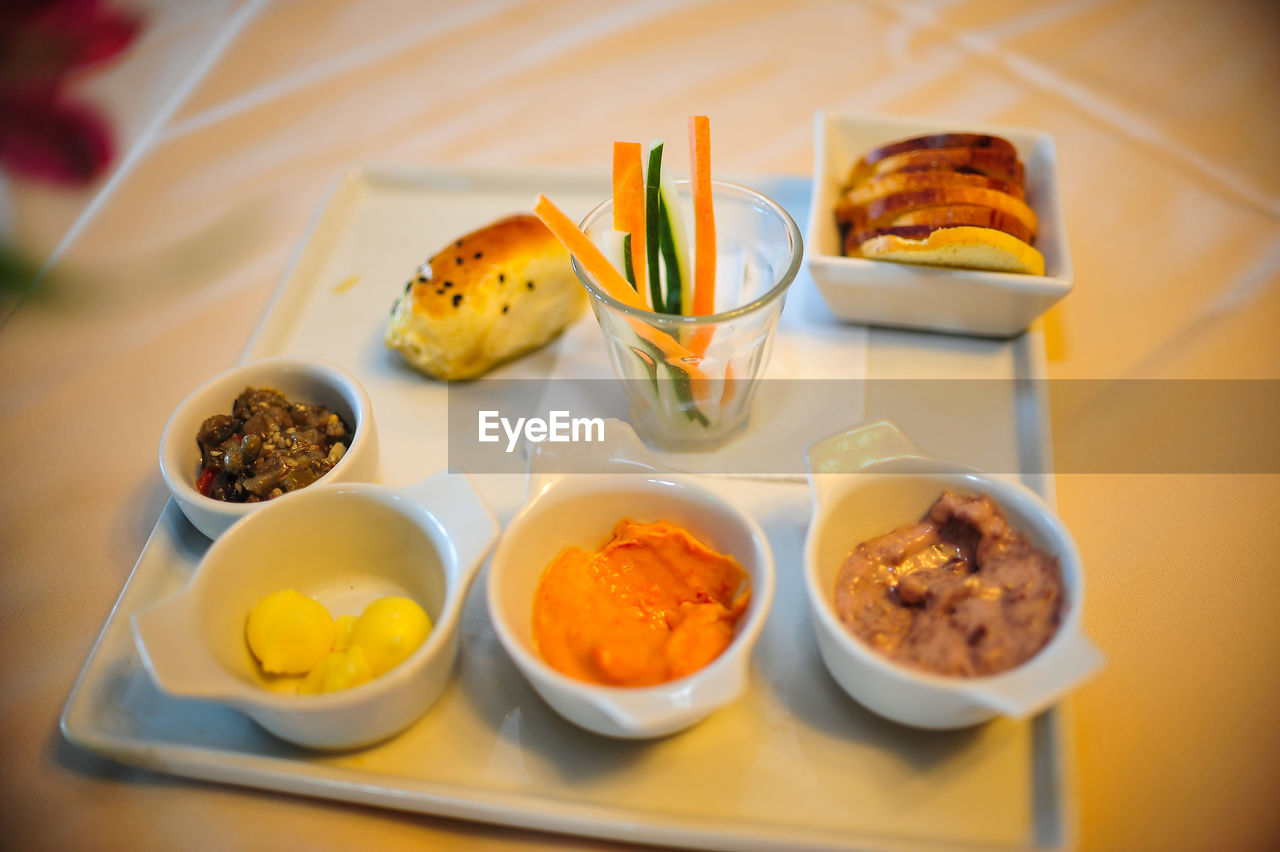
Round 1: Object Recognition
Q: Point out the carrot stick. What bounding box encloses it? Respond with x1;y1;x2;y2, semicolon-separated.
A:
535;194;643;309
689;115;716;316
611;141;647;307
688;115;716;355
533;194;706;380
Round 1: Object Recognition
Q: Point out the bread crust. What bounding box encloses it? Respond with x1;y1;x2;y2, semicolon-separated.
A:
848;146;1025;186
844;204;1034;251
385;214;585;380
865;132;1015;161
841;169;1026;206
838;186;1038;236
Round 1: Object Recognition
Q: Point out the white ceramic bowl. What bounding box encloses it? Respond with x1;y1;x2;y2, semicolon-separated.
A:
131;471;498;749
159;356;379;540
806;110;1074;337
487;473;775;739
803;420;1102;729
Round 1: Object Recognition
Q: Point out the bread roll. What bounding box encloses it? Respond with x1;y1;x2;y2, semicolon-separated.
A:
385;214;585;380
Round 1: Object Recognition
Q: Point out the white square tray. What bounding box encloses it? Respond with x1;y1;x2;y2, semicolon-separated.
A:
61;167;1075;852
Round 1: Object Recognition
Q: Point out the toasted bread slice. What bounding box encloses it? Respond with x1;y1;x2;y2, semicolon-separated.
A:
837;186;1039;237
853;226;1045;275
844;204;1034;252
843;170;1025;204
848;146;1026;186
862;133;1016;166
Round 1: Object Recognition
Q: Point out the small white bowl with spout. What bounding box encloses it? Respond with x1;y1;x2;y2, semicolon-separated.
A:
486;426;775;739
131;470;498;749
804;419;1103;729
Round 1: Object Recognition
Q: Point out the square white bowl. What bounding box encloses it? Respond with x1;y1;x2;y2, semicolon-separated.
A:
806;110;1073;337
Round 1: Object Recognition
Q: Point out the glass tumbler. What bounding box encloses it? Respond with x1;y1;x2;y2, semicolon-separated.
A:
574;180;803;450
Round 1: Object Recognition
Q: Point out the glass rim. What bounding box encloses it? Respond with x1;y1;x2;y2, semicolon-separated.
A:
571;178;804;326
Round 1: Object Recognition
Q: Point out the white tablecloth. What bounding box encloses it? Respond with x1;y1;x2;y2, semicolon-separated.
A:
3;1;1278;849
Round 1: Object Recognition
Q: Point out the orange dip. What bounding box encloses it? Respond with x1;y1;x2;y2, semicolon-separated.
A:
532;519;750;687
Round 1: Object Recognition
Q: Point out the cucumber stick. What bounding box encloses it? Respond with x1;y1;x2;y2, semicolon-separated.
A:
599;228;629;281
644;143;665;311
657;154;693;316
622;233;636;289
643;140;694;316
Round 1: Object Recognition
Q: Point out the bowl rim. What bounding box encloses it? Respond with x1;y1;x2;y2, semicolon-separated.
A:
158;355;376;522
178;480;468;712
807;250;1072;294
803;467;1086;692
486;473;776;704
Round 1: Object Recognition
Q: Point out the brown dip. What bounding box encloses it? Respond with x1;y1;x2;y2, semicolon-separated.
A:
195;387;351;503
834;490;1062;677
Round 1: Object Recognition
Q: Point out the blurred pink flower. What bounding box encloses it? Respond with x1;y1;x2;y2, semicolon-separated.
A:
0;0;141;186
